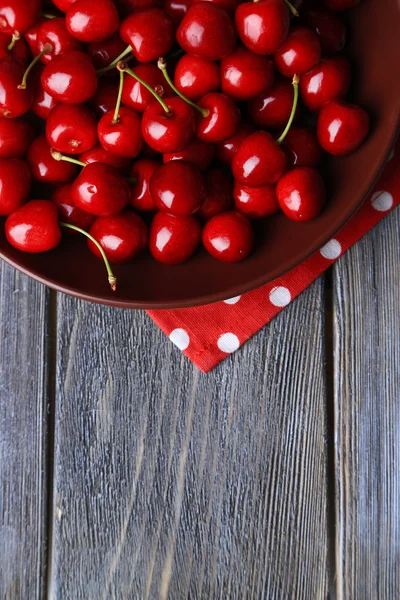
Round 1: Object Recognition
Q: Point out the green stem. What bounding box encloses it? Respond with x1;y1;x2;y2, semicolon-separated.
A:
119;63;171;114
97;45;133;76
7;31;20;52
41;12;56;19
18;43;52;89
277;74;299;145
50;149;87;168
284;0;299;16
113;69;125;124
60;223;117;292
157;58;209;118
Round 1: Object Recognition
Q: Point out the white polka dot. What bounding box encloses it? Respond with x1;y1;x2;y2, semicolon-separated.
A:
217;333;240;353
223;295;241;305
371;191;393;212
320;239;342;260
269;286;291;307
169;328;190;350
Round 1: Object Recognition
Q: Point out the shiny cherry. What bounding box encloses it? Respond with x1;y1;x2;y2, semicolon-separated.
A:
301;7;346;54
322;0;360;11
88;211;148;264
66;0;120;42
90;79;118;118
142;96;196;154
177;3;237;61
197;169;233;221
37;17;84;64
164;0;192;24
120;8;175;63
46;103;97;155
235;0;289;56
149;212;201;264
248;78;296;130
163;137;215;171
150;160;205;215
281;126;322;168
87;34;127;70
51;185;95;232
274;27;321;78
79;144;131;173
276;167;325;221
232;130;288;186
41;50;98;104
221;46;274;101
27;135;78;183
317;100;370;156
0;158;31;216
174;54;220;101
98;107;143;159
0;0;41;35
122;64;173;114
71;163;130;216
215;122;255;165
0;56;33;117
0;31;29;62
202;211;253;263
233;181;279;219
196;92;241;143
31;65;58;120
0;116;34;158
130;158;160;211
24;16;46;56
6;200;61;253
300;57;351;112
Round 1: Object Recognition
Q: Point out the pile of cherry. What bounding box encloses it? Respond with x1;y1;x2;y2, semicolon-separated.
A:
0;0;370;290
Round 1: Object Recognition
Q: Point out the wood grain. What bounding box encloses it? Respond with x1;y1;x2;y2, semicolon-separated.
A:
333;206;400;600
0;264;50;599
49;280;328;599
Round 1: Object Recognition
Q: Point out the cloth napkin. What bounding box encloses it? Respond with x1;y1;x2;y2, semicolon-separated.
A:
147;140;400;372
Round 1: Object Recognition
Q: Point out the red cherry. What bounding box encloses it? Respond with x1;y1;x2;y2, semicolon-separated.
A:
53;0;80;11
46;103;97;155
150;160;205;215
0;116;34;158
233;181;279;219
0;56;33;117
88;210;148;264
5;200;62;253
177;3;237;61
120;8;175;63
37;17;84;64
281;126;322;168
0;0;41;35
299;57;351;112
192;0;240;13
121;64;173;114
202;211;253;263
197;169;233;221
164;0;192;24
27;135;78;183
116;0;162;16
149;211;201;264
301;7;346;54
174;54;220;101
0;31;29;62
163;137;215;171
274;27;321;78
196;92;241;143
79;144;131;173
41;50;98;104
90;79;118;118
322;0;360;11
142;96;196;153
221;46;274;101
317;100;370;156
0;158;31;216
71;162;130;216
98;107;143;159
24;16;46;56
215;121;255;165
87;34;127;70
276;167;325;221
248;77;296;131
235;0;289;56
130;158;160;211
66;0;120;43
232;131;288;186
51;184;95;232
31;65;58;120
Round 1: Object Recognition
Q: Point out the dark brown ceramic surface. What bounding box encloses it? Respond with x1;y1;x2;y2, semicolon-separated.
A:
1;0;399;308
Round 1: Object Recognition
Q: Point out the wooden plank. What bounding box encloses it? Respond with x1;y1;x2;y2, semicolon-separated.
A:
333;206;400;599
50;281;328;599
0;264;50;599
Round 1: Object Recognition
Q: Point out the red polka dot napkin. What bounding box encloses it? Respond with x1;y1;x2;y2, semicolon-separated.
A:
147;140;400;372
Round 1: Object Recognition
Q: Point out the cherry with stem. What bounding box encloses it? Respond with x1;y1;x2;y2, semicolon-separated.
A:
277;74;299;145
7;31;20;52
50;149;87;168
118;61;172;115
96;45;133;76
18;42;52;89
157;57;209;117
113;67;125;124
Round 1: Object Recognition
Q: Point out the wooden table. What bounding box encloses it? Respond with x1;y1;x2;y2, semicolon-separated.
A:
1;206;399;600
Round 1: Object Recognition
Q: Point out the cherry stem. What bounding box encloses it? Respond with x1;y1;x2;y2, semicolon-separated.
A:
118;61;171;115
18;43;52;89
59;223;117;292
157;57;209;118
41;13;56;19
97;45;133;76
7;31;20;52
284;0;299;16
113;69;125;124
50;149;87;168
277;74;299;145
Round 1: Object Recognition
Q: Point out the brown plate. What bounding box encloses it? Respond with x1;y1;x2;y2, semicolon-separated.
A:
1;0;400;308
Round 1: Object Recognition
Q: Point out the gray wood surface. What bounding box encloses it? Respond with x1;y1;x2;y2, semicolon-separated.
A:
48;281;328;600
0;264;50;599
333;206;400;600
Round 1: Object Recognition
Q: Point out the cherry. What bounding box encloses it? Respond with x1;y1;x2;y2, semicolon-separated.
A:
120;8;175;63
163;137;215;171
0;158;31;216
6;200;61;253
90;79;118;118
79;144;131;173
150;160;205;215
88;210;148;264
234;181;279;219
235;0;289;56
164;0;192;24
301;7;346;54
322;0;360;11
0;56;33;117
24;17;47;56
121;64;173;114
149;211;201;264
317;100;370;156
299;57;351;112
174;54;220;101
197;169;233;221
232;130;288;186
192;0;240;13
221;46;274;101
0;31;29;62
215;121;255;165
41;50;98;104
87;33;127;70
196;92;241;143
71;162;130;216
177;3;237;61
276;167;325;221
46;103;97;155
281;126;322;168
202;211;253;263
66;0;120;43
274;27;321;78
248;78;297;130
37;17;84;64
0;0;41;35
130;158;160;211
0;116;34;158
31;65;58;120
52;0;80;12
27;135;78;183
142;96;196;153
51;184;95;232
